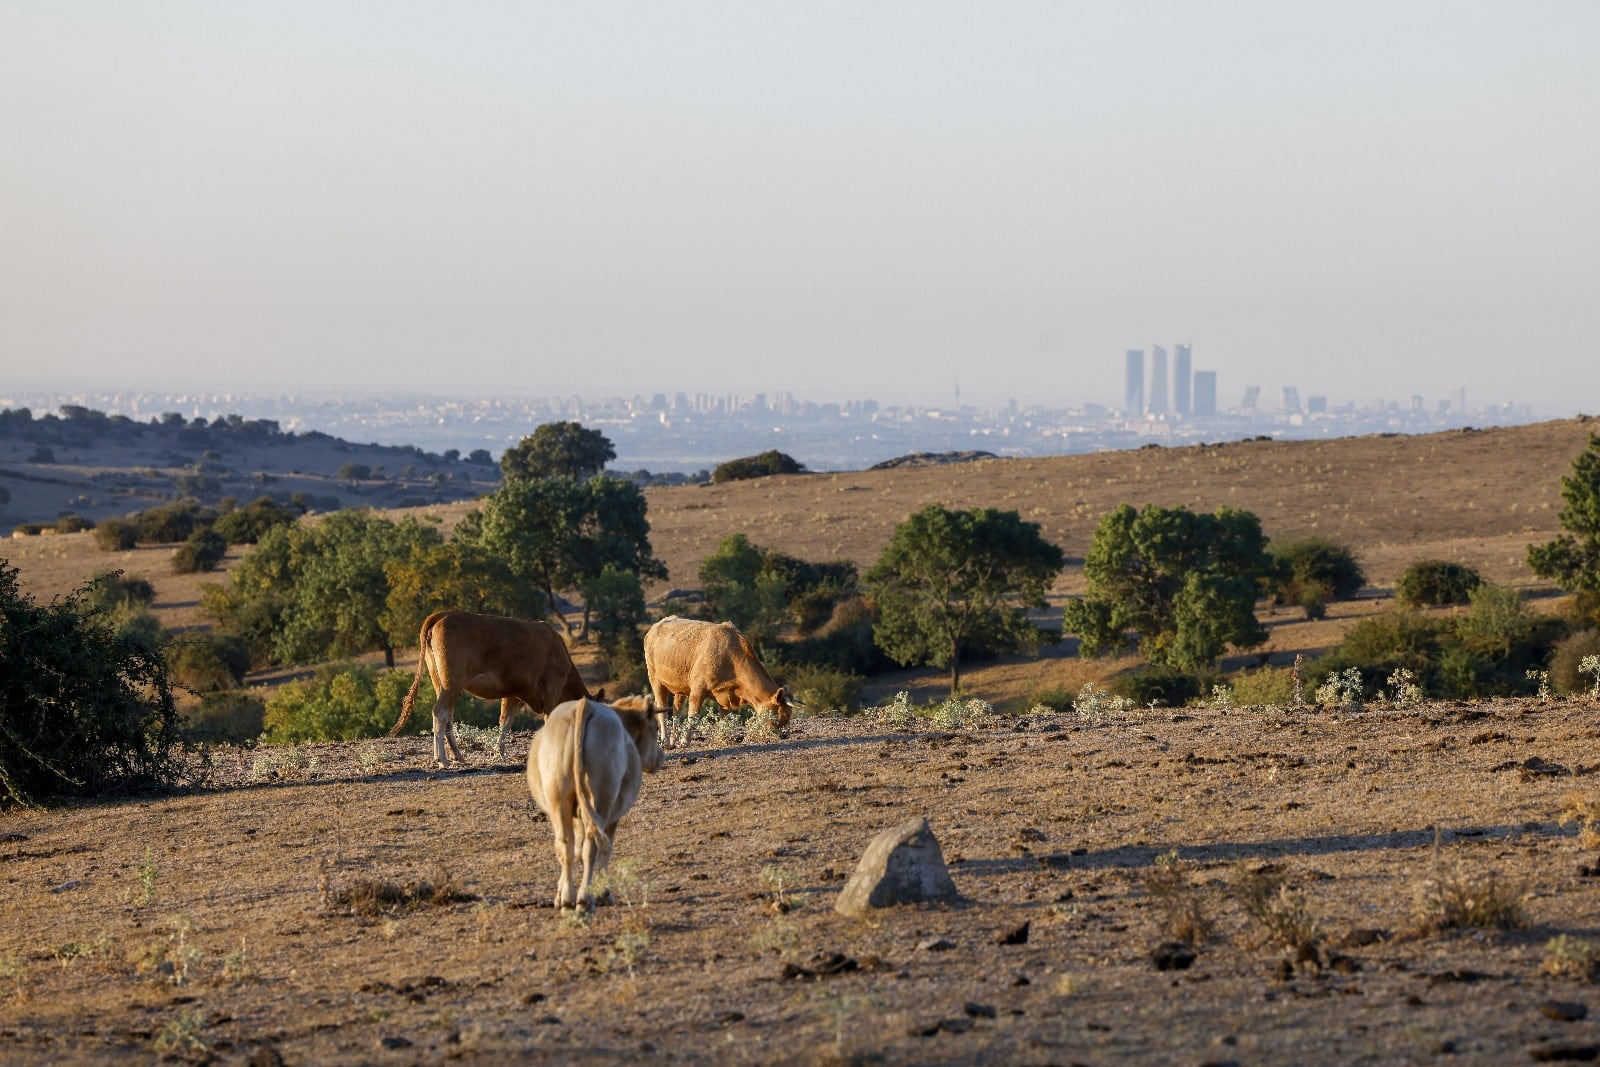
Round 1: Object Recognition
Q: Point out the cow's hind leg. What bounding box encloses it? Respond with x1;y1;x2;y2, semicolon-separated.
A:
496;697;521;763
431;691;465;768
549;802;578;909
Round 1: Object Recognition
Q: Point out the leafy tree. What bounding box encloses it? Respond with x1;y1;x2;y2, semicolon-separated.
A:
470;476;665;637
698;533;860;649
712;450;805;484
205;510;442;668
1529;432;1600;622
0;562;190;806
582;563;649;661
500;421;616;482
380;538;546;643
1065;504;1273;670
866;504;1063;695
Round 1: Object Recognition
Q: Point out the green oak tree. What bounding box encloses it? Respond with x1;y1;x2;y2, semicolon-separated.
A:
866;504;1063;696
1528;432;1600;622
499;421;616;482
1065;504;1274;670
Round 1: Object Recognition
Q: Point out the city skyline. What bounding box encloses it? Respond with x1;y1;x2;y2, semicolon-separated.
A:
4;5;1598;414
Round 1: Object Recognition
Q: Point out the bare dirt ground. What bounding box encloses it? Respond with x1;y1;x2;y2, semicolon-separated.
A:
3;700;1600;1065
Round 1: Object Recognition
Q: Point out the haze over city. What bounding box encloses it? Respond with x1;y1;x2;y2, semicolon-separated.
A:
3;3;1597;416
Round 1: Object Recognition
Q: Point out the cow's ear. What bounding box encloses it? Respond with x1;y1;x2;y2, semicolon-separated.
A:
774;687;788;705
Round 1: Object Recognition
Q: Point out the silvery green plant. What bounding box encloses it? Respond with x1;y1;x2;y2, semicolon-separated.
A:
1387;668;1424;709
1581;655;1600;698
1315;667;1365;709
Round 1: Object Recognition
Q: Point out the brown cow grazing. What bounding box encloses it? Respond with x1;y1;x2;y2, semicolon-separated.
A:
643;615;796;747
526;697;664;909
390;610;601;768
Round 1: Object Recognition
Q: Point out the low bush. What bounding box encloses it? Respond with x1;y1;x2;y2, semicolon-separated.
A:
1228;666;1297;706
262;664;498;745
93;519;140;551
1111;665;1207;709
212;497;299;545
1269;537;1365;618
780;663;863;714
172;529;228;574
54;514;94;534
1550;630;1600;695
1395;559;1483;607
166;635;252;693
711;450;805;484
0;562;192;806
182;691;266;744
137;503;217;545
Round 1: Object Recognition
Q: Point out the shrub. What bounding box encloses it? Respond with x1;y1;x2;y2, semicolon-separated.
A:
1306;609;1446;697
1395;559;1482;607
1025;682;1079;713
54;514;94;534
1549;629;1600;695
82;571;156;613
780;663;863;713
711;450;805;484
211;498;299;545
172;529;228;574
165;635;252;693
262;664;496;744
182;691;266;744
93;519;140;551
781;597;887;676
1111;665;1206;709
0;562;192;806
1228;666;1297;707
12;523;44;536
138;503;217;545
1269;537;1365;615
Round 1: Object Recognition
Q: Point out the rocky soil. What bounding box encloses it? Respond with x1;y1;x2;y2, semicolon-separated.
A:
4;699;1600;1065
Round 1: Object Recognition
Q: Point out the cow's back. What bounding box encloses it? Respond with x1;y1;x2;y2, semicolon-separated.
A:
433;611;585;708
645;615;741;692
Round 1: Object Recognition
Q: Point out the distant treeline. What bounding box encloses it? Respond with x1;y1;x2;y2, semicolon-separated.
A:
0;404;496;466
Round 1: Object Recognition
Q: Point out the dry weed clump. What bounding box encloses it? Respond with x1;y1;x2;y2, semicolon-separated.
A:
1410;842;1528;935
1144;851;1213;947
327;862;473;918
1541;935;1600;981
1235;864;1322;967
1557;791;1600;850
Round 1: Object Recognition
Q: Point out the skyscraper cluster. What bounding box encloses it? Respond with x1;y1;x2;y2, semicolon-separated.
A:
1125;343;1213;418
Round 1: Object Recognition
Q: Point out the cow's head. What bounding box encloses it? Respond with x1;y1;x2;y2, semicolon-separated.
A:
764;687;794;729
614;701;665;774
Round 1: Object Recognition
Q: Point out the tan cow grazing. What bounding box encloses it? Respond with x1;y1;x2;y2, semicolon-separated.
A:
390;610;601;768
643;615;796;747
526;697;664;909
606;693;665;751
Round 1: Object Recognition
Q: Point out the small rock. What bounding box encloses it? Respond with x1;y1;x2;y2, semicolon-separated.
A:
916;937;956;953
247;1047;285;1067
714;1011;745;1026
995;921;1030;946
522;992;546;1005
377;1036;413;1050
1541;1001;1590;1022
1011;973;1031;987
938;1017;973;1035
963;1002;996;1019
805;951;858;975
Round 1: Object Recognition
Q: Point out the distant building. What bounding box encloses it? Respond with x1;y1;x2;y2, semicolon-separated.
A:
1240;385;1260;411
1281;386;1301;413
1125;349;1145;416
1149;345;1169;415
1307;395;1328;415
1174;343;1192;416
1193;371;1218;417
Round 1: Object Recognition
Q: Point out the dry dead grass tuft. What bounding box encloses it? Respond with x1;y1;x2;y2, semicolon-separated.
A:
1410;834;1529;935
328;862;473;918
1143;851;1213;947
1235;863;1322;967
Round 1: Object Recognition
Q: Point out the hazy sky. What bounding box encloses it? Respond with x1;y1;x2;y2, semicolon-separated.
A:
3;3;1597;413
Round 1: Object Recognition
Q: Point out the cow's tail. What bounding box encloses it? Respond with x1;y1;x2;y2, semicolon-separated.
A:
572;699;610;858
390;614;436;737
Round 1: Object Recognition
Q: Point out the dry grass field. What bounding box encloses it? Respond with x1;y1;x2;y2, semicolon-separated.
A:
3;418;1600;1064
